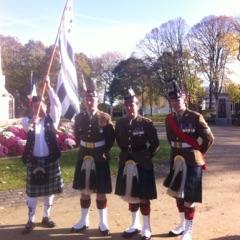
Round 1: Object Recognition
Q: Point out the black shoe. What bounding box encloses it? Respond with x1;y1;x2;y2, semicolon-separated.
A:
22;221;35;234
122;229;140;238
168;230;184;237
70;225;88;233
41;217;56;228
99;227;109;236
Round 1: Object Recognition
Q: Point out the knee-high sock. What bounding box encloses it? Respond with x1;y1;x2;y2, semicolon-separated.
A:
43;195;54;218
125;203;141;232
181;207;195;240
170;198;185;235
73;199;91;229
140;201;151;238
27;196;37;222
96;199;108;231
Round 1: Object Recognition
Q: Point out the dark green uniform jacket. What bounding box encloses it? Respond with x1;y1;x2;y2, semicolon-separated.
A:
165;109;214;166
115;115;159;169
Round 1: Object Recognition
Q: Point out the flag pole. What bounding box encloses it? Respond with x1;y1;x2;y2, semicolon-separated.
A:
36;0;70;118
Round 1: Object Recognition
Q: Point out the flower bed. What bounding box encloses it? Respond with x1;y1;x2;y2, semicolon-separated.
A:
0;120;77;158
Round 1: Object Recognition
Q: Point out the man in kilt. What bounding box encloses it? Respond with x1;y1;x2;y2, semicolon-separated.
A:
21;76;63;234
71;85;115;236
163;80;214;240
115;89;159;240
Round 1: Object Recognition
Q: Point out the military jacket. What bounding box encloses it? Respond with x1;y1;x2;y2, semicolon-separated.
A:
74;110;115;161
115;115;159;169
165;109;214;166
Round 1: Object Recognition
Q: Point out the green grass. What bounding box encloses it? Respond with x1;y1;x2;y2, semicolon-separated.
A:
0;140;170;191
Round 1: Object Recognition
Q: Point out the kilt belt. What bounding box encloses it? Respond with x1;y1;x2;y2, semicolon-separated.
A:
167;155;187;199
121;160;140;204
80;155;96;195
80;140;105;149
171;141;192;148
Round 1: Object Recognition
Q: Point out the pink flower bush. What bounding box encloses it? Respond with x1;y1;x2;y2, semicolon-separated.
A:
0;144;8;157
6;126;27;140
0;121;77;158
56;122;76;151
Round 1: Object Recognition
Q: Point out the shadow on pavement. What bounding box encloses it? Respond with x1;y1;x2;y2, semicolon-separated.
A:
0;225;142;240
151;232;170;238
210;236;240;240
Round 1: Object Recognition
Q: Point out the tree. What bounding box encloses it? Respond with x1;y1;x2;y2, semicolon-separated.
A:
91;52;123;104
226;82;240;104
137;17;189;83
0;35;24;93
1;35;26;116
109;57;149;107
0;36;61;116
75;52;93;96
187;15;238;110
184;76;205;110
234;17;240;61
137;18;200;110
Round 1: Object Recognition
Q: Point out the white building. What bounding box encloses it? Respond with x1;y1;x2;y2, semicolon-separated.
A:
0;47;15;120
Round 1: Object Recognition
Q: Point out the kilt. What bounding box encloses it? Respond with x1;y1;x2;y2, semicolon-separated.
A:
184;165;202;203
164;164;202;202
72;158;112;194
26;157;63;197
115;163;157;200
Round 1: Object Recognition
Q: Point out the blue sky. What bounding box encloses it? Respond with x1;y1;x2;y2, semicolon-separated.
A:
0;0;240;58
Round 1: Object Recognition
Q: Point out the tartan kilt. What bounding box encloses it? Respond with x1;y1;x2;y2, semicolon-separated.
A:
184;165;202;203
115;163;157;200
26;157;63;197
73;158;112;194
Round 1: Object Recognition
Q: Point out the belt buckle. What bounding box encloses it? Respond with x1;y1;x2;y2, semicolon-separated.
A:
83;155;94;161
125;160;136;165
86;142;95;148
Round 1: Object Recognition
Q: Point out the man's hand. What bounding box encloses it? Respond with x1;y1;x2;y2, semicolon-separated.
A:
202;163;208;171
31;115;40;124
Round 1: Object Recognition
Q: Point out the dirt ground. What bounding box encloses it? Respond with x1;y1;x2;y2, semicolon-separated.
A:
0;125;240;240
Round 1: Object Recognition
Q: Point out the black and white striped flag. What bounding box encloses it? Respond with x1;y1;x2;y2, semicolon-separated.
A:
56;0;79;120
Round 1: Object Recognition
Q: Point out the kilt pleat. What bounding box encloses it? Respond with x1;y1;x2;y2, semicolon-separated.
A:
73;159;112;193
115;163;157;200
184;166;202;203
26;158;63;197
